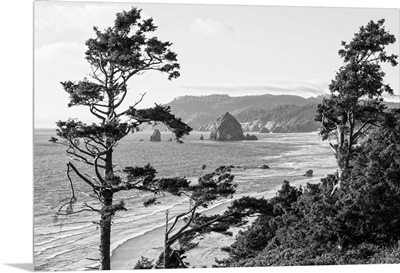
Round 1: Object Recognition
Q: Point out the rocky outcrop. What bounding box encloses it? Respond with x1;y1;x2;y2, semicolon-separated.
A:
303;170;313;177
150;129;161;142
209;112;245;141
259;127;270;133
244;133;258;140
199;134;204;140
261;164;270;169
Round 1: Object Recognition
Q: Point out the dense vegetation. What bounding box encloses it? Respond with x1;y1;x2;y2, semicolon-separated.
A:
216;108;400;267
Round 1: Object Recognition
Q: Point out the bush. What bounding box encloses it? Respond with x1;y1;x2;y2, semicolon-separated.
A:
133;256;154;269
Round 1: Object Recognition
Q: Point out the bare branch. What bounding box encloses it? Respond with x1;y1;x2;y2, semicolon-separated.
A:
84;202;101;213
90;105;106;122
116;92;147;118
67;147;93;165
94;155;106;186
54;164;77;215
67;138;97;159
353;121;375;142
168;212;236;245
169;206;198;242
167;205;198;235
68;161;101;190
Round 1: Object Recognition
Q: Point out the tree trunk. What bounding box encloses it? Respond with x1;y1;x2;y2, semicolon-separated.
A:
100;148;113;270
99;189;113;270
164;210;171;269
164;244;172;269
99;225;111;270
345;114;354;169
331;124;346;194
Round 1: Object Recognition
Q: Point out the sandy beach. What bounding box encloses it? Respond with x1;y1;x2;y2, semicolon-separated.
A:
111;175;325;269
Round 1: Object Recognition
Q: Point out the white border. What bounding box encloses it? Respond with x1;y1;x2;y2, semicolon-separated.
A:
1;1;398;272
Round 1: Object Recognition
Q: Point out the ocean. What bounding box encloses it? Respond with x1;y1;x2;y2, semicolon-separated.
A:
34;129;337;271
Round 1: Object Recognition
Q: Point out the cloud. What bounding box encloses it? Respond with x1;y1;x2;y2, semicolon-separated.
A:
35;42;85;64
34;2;134;48
178;81;329;98
190;18;234;37
35;2;128;31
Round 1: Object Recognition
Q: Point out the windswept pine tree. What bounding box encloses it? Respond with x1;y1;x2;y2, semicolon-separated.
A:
161;166;237;268
315;19;398;194
51;7;192;270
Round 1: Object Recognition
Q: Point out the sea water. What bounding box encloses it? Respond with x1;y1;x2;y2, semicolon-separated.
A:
34;129;336;271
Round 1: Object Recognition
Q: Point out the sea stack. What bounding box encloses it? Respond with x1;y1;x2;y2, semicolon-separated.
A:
245;133;258;140
259;127;270;133
209;112;245;141
303;169;313;177
150;129;161;142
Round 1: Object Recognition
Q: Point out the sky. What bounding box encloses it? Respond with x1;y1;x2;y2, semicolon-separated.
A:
34;1;400;128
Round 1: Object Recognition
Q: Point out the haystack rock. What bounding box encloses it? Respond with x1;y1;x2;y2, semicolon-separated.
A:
150;129;161;142
209;112;245;141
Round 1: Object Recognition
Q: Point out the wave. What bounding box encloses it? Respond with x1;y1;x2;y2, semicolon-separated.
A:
262;155;283;160
46;247;80;260
35;230;89;246
35;223;94;236
35;238;82;256
114;199;187;225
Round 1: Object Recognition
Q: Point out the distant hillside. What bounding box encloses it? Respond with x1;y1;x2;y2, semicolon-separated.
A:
166;94;320;130
233;103;320;133
142;94;398;133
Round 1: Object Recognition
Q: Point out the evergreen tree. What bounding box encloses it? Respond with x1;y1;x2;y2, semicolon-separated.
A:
52;7;192;270
315;19;398;193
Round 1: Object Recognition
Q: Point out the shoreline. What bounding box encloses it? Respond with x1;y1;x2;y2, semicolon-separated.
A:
34;131;337;271
110;175;324;270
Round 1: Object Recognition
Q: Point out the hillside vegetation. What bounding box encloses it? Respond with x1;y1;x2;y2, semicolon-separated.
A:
152;94;398;133
233;103;320;132
215;108;400;267
166;94;321;131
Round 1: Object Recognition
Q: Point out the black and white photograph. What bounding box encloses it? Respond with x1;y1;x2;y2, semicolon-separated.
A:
28;0;400;271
